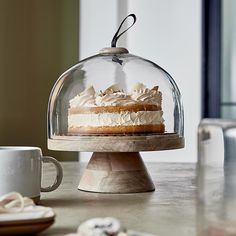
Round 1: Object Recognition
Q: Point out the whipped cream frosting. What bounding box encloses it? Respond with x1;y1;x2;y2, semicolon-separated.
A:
69;86;96;108
95;92;136;106
131;82;162;106
95;83;136;106
103;83;121;94
68;111;164;127
69;83;162;108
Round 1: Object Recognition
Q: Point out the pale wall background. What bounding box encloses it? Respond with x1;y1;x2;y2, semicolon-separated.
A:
79;0;202;162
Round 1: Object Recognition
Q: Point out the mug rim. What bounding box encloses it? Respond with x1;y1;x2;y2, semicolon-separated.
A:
0;146;41;152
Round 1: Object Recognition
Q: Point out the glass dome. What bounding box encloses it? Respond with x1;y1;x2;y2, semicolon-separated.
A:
47;47;184;151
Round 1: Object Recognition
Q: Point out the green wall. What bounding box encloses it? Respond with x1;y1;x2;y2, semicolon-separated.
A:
0;0;79;161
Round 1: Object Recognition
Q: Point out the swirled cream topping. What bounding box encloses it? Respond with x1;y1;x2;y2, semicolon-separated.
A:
95;92;136;106
103;83;121;94
95;84;136;106
69;86;96;107
130;82;162;106
69;83;162;107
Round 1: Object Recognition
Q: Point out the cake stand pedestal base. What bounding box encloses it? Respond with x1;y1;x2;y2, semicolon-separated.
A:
78;152;155;193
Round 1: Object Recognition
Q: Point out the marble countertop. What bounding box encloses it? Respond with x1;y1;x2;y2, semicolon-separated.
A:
40;162;196;236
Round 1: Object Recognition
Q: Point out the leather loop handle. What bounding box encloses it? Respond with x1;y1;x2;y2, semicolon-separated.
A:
111;14;136;47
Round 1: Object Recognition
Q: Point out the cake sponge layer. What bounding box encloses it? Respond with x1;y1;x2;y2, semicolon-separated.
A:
68;124;165;135
68;104;161;114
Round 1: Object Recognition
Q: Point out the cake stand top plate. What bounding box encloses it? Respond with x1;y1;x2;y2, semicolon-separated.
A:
48;133;184;152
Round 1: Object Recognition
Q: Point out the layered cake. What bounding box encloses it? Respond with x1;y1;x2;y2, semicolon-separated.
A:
68;83;165;135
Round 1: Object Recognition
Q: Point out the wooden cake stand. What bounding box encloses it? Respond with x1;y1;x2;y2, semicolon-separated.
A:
48;133;184;193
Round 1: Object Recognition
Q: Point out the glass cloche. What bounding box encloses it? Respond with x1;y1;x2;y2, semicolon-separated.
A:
47;14;184;152
47;14;184;193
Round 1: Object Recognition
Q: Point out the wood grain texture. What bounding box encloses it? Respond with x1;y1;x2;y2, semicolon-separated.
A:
40;162;197;236
78;152;155;193
99;47;129;54
48;133;184;152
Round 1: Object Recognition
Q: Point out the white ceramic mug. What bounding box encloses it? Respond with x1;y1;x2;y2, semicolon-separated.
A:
0;146;63;202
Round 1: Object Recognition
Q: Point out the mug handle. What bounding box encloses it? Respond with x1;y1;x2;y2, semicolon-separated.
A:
41;156;63;192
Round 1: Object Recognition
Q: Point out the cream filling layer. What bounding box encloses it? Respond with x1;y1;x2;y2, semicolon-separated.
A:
68;111;164;127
